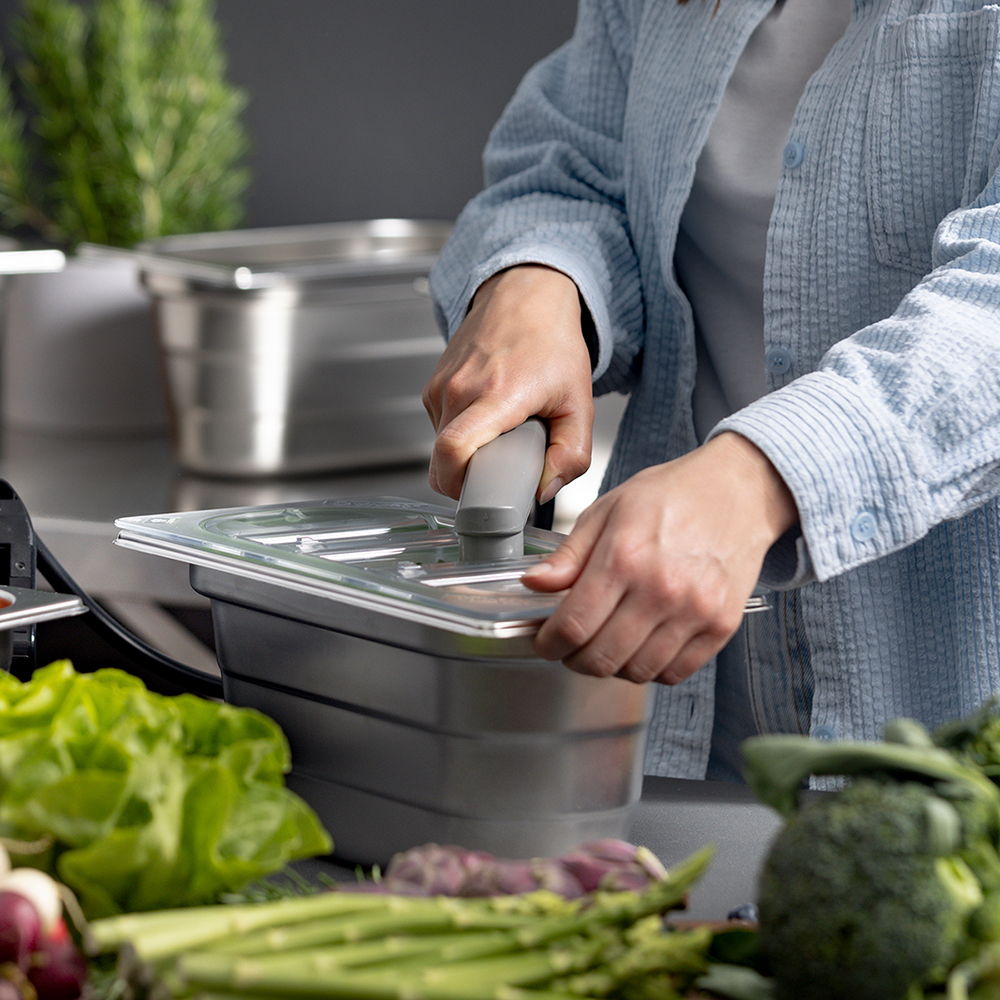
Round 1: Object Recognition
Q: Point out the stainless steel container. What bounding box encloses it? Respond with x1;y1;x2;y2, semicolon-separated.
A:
114;493;652;865
90;220;451;477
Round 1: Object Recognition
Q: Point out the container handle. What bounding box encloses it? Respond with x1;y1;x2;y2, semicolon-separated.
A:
454;418;547;563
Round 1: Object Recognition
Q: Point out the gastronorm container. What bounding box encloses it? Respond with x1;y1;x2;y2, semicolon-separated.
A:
114;495;652;865
82;220;451;477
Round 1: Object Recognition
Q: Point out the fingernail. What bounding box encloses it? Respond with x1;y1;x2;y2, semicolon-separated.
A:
522;559;556;580
538;477;564;506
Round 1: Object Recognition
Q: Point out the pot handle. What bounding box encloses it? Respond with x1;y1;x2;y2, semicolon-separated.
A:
455;418;547;563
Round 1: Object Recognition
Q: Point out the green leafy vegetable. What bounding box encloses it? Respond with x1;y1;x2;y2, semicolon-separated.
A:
0;661;331;918
742;711;1000;1000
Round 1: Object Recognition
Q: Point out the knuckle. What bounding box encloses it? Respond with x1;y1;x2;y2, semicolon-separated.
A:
420;384;438;419
617;660;659;685
440;379;471;415
553;608;593;652
607;544;648;582
685;588;722;623
559;613;588;650
582;646;622;678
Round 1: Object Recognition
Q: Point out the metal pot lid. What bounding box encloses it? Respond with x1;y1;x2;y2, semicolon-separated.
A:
114;497;564;635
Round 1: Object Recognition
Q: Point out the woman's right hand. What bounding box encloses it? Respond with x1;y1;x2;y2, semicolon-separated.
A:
422;264;596;502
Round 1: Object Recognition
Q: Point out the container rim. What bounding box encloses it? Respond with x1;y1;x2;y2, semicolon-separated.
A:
77;219;453;290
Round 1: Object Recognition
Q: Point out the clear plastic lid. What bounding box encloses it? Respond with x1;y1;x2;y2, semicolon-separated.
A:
115;497;564;632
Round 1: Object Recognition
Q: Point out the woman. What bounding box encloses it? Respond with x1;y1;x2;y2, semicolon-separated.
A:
423;0;1000;780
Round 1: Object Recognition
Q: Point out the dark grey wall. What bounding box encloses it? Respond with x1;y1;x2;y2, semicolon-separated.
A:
0;1;578;229
214;2;577;227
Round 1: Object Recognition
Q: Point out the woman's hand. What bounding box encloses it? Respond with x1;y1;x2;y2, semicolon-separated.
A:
422;265;595;502
522;432;799;685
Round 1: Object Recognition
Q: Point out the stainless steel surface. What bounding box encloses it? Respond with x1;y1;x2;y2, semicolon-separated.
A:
456;418;547;563
136;219;451;477
220;644;649;864
1;257;167;435
0;587;86;630
0;428;445;607
0;430;780;914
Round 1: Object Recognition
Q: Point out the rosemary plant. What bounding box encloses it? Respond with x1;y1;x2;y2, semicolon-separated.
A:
0;0;249;247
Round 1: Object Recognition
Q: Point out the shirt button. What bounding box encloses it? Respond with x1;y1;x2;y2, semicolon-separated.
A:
813;725;838;742
782;139;805;169
850;510;878;543
764;346;793;376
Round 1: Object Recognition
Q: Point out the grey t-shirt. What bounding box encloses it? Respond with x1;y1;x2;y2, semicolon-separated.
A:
676;0;851;442
675;0;852;781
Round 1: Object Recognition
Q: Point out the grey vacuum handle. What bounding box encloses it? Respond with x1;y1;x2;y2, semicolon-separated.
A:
455;418;548;562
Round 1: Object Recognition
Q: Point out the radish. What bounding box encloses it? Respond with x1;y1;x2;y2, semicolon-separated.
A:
0;868;87;1000
26;934;88;1000
0;888;42;968
0;869;63;937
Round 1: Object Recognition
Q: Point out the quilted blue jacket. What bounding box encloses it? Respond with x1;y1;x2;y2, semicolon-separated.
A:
429;0;1000;778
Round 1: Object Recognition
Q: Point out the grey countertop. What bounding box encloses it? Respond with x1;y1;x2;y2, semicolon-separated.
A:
294;777;782;923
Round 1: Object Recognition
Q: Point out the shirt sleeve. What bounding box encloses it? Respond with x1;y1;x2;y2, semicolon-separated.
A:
713;171;1000;587
428;0;646;395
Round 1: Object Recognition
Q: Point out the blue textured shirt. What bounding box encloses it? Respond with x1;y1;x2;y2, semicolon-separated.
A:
429;0;1000;778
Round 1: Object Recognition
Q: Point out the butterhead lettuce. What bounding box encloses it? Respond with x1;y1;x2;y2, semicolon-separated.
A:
0;661;332;917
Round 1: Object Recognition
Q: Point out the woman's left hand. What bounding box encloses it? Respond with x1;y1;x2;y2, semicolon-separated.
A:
521;432;799;685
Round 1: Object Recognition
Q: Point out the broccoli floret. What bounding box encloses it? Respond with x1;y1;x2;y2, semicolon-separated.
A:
757;779;984;1000
935;700;1000;783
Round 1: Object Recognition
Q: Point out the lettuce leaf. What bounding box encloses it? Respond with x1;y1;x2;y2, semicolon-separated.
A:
0;661;332;917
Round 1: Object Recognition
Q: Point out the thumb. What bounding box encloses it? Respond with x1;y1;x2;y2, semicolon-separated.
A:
521;514;601;593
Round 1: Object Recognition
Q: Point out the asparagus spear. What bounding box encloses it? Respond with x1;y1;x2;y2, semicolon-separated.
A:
89;845;716;1000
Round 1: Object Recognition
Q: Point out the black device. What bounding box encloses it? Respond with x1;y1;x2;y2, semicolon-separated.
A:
0;480;36;678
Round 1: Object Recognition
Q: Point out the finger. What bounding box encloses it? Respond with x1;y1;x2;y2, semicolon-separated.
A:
558;591;658;679
609;594;743;686
638;627;733;686
421;375;444;432
429;398;535;499
538;402;594;504
530;547;628;663
556;570;710;680
522;499;610;594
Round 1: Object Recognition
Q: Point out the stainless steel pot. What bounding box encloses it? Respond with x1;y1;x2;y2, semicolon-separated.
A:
83;220;450;478
115;423;652;864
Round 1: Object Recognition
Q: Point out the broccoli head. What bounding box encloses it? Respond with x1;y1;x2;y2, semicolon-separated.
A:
757;778;984;1000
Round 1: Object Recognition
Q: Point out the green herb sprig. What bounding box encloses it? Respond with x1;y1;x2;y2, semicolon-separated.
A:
0;0;249;248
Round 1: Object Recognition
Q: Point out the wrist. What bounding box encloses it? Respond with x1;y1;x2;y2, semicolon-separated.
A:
710;432;799;546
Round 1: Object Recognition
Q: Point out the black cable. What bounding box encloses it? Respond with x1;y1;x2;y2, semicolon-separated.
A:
35;533;224;700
